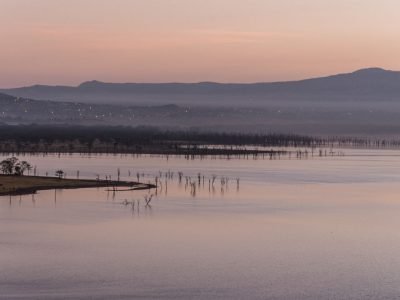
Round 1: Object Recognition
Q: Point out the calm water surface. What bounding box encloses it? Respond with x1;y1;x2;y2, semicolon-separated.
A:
2;151;400;299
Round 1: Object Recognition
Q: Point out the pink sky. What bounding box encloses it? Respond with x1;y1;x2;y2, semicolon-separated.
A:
1;0;400;87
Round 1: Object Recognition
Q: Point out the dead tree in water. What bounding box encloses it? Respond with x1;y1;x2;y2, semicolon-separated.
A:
144;194;153;207
178;172;183;183
212;175;217;187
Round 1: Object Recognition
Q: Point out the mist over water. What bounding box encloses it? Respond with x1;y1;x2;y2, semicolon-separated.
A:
3;68;400;135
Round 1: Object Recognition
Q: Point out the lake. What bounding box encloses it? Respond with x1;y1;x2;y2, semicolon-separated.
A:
2;150;400;299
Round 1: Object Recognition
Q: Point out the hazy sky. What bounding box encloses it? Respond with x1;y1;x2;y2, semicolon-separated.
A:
1;0;399;87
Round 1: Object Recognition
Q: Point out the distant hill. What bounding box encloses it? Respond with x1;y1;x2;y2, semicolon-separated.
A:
2;68;400;106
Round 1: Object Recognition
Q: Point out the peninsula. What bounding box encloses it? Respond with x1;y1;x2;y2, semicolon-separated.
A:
0;175;155;196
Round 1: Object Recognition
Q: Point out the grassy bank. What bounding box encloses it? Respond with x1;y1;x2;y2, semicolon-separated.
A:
0;175;155;196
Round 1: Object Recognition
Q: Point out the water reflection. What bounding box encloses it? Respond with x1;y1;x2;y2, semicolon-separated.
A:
113;170;243;216
4;153;400;299
3;168;243;218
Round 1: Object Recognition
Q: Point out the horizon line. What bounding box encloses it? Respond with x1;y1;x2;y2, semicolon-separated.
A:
1;67;396;89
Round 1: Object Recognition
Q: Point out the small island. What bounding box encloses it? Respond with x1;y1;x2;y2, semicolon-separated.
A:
0;157;155;196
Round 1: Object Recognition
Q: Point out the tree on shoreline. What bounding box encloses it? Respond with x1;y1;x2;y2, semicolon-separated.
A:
0;157;32;176
0;157;18;174
55;170;65;179
0;157;31;176
14;161;33;176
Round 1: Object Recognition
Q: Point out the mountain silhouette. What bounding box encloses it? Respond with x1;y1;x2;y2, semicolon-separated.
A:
1;68;400;106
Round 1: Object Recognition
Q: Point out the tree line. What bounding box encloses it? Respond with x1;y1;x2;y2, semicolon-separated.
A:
0;124;399;155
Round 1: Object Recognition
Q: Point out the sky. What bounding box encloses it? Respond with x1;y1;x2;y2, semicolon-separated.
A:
1;0;400;87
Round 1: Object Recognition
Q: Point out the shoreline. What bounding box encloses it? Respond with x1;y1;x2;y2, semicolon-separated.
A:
0;175;156;196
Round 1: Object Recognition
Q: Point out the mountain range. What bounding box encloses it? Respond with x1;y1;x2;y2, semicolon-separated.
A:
1;68;400;106
1;68;400;135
